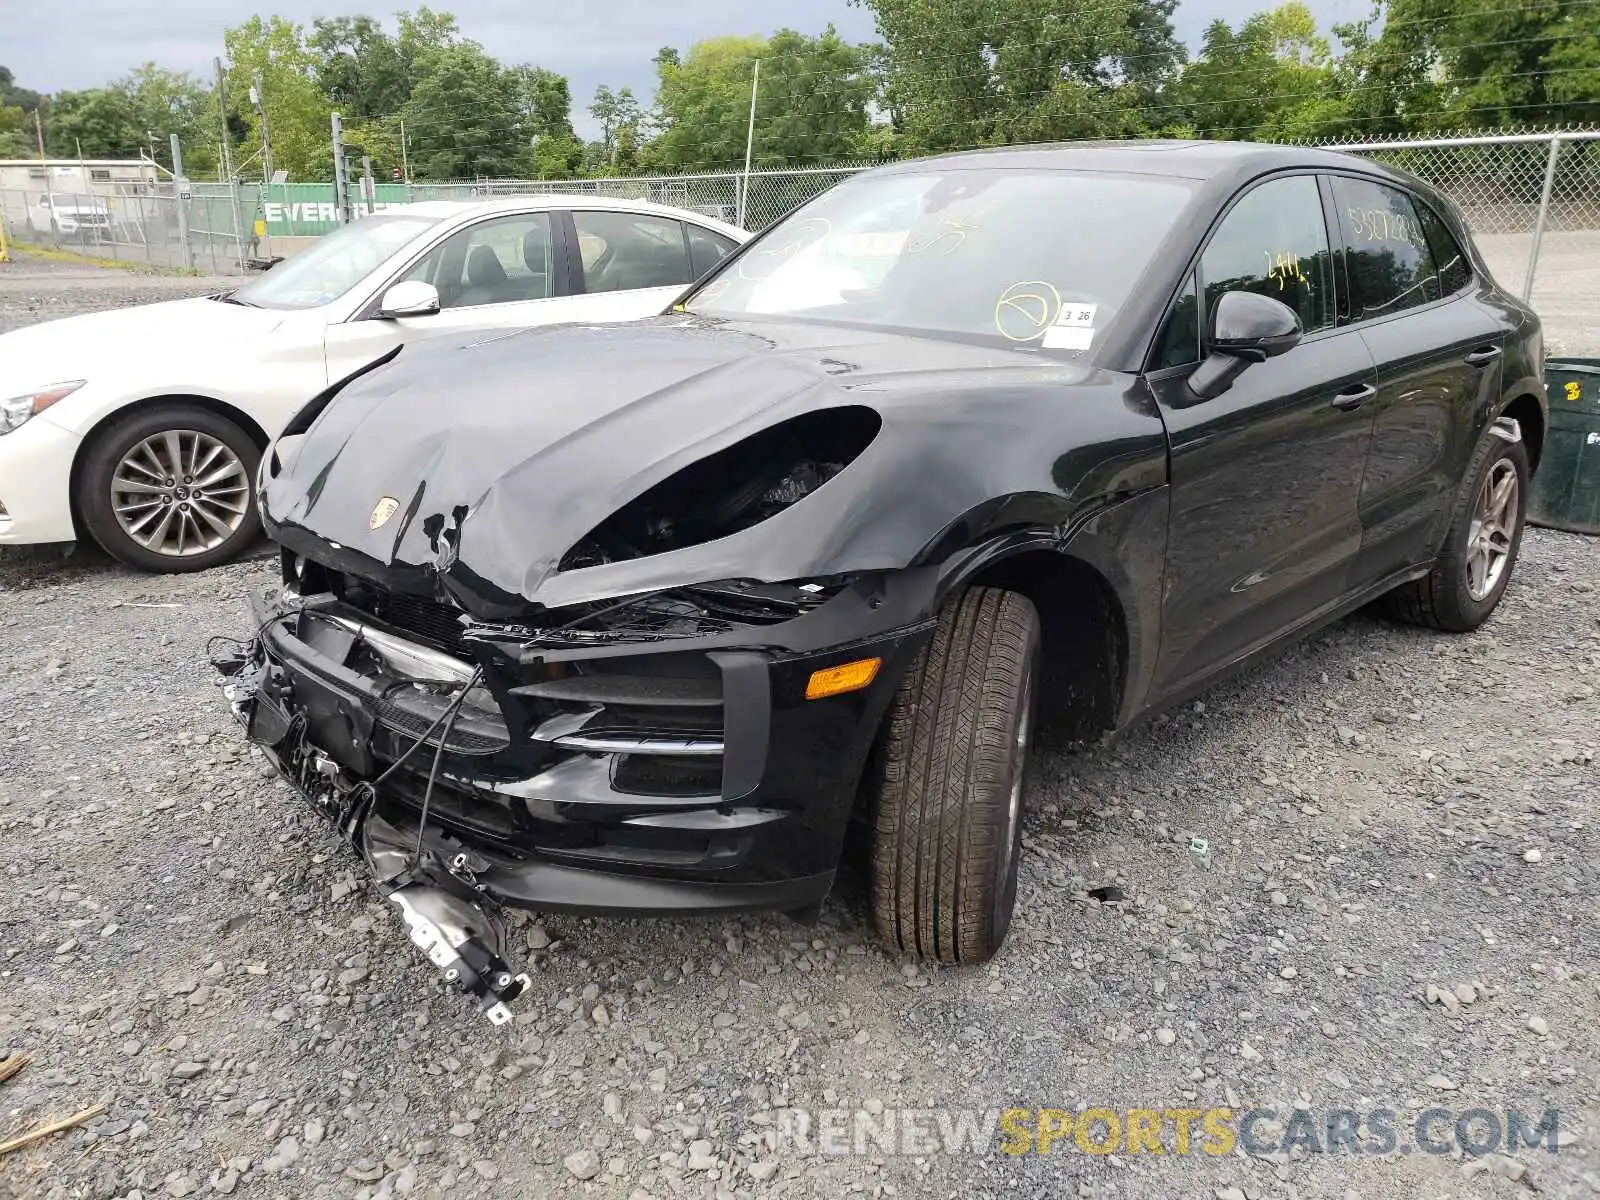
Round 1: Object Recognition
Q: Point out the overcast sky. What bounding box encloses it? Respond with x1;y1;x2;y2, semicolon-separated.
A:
8;0;1351;139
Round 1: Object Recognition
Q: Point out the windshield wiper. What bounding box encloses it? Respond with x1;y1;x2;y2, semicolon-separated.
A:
212;291;257;307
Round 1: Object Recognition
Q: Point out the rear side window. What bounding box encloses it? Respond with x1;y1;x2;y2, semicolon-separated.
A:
1200;174;1333;336
1332;177;1441;321
573;211;692;293
686;224;738;278
1416;201;1472;296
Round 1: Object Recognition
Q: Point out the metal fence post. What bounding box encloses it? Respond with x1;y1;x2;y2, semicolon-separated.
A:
170;135;196;272
1523;134;1562;302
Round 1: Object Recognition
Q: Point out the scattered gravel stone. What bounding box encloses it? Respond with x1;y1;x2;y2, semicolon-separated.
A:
262;1137;300;1174
564;1149;601;1180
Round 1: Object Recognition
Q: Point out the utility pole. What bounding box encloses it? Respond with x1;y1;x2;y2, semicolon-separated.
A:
330;112;350;225
34;107;45;160
251;71;274;184
250;71;273;259
215;56;247;269
360;155;375;214
170;133;195;271
737;59;760;228
400;117;411;191
213;58;231;181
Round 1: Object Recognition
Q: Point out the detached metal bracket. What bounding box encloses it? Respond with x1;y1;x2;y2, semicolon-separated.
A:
387;886;531;1025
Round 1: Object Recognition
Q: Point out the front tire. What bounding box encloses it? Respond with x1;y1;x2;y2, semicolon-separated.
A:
78;405;261;573
1383;426;1529;632
869;587;1040;965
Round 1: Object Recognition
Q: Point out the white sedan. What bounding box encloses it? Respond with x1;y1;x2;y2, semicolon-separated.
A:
0;196;746;571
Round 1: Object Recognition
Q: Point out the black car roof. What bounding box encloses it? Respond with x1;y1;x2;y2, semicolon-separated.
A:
871;139;1390;184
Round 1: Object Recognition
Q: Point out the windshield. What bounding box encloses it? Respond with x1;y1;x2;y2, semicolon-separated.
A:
686;169;1197;351
234;214;442;310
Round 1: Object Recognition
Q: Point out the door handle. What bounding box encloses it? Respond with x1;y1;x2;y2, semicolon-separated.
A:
1330;383;1377;411
1465;345;1503;367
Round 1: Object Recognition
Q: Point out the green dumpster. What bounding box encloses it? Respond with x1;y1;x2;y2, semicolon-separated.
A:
1529;358;1600;535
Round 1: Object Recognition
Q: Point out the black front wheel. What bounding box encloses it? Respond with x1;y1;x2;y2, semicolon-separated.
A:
868;587;1041;965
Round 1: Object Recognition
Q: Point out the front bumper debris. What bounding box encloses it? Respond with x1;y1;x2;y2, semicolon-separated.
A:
214;560;932;1021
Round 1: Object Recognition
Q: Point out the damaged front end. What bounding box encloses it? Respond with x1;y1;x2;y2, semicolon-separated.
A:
217;317;1140;1017
215;554;934;1021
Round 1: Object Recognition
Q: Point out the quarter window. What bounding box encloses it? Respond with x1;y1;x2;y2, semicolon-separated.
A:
1200;175;1332;336
1332;177;1440;320
686;223;739;278
1154;273;1200;368
573;211;692;293
1415;200;1472;296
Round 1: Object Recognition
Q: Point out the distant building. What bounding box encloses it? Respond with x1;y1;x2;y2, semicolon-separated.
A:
0;157;161;197
0;158;163;240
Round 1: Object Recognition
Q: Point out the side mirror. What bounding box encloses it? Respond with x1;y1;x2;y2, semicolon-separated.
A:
1186;291;1304;403
1210;290;1303;361
378;281;440;319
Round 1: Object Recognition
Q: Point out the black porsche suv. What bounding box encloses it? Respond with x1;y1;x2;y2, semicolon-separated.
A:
217;141;1543;1019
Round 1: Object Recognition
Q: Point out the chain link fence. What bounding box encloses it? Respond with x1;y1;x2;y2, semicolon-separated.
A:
3;132;1599;309
404;163;871;232
0;180;249;274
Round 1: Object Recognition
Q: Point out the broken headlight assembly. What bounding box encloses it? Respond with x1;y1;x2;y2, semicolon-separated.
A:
559;406;882;570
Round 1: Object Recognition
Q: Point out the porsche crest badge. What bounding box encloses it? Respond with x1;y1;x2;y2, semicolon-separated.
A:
369;496;400;530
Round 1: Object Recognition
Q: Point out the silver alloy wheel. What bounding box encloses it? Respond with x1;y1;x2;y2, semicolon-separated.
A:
993;657;1036;926
1466;458;1519;601
110;429;249;557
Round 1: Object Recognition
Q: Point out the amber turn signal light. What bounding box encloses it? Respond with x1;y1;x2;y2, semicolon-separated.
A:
805;657;882;700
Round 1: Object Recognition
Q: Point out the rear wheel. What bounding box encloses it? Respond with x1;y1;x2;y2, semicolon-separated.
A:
79;405;261;573
869;587;1040;965
1383;426;1528;631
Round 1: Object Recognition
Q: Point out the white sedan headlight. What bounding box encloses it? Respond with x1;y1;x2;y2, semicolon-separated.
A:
0;381;84;435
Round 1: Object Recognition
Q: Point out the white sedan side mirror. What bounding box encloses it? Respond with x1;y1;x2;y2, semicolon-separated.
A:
379;281;440;319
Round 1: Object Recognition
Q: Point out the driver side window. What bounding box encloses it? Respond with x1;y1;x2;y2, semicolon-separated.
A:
403;212;556;310
1201;175;1333;337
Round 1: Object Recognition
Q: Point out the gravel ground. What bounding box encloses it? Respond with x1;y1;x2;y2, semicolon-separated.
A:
0;255;232;335
1;256;1598;1200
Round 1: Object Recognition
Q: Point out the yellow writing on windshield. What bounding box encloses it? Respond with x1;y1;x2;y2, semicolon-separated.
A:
994;280;1061;342
907;219;977;256
1265;250;1307;291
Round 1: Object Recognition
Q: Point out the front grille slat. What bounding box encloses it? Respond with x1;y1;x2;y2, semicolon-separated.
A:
379;593;470;655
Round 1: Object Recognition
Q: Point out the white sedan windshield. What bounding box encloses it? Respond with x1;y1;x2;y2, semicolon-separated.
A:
234;214;441;310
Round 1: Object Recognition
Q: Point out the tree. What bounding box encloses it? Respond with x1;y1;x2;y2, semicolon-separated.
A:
855;0;1183;150
0;103;35;158
44;89;144;159
588;85;643;171
1334;0;1600;132
646;29;872;171
1166;4;1347;141
400;42;525;178
753;28;874;164
309;15;409;121
0;65;41;114
224;16;332;179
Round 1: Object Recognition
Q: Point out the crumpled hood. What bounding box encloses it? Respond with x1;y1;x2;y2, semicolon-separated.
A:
263;316;1114;616
0;296;286;391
